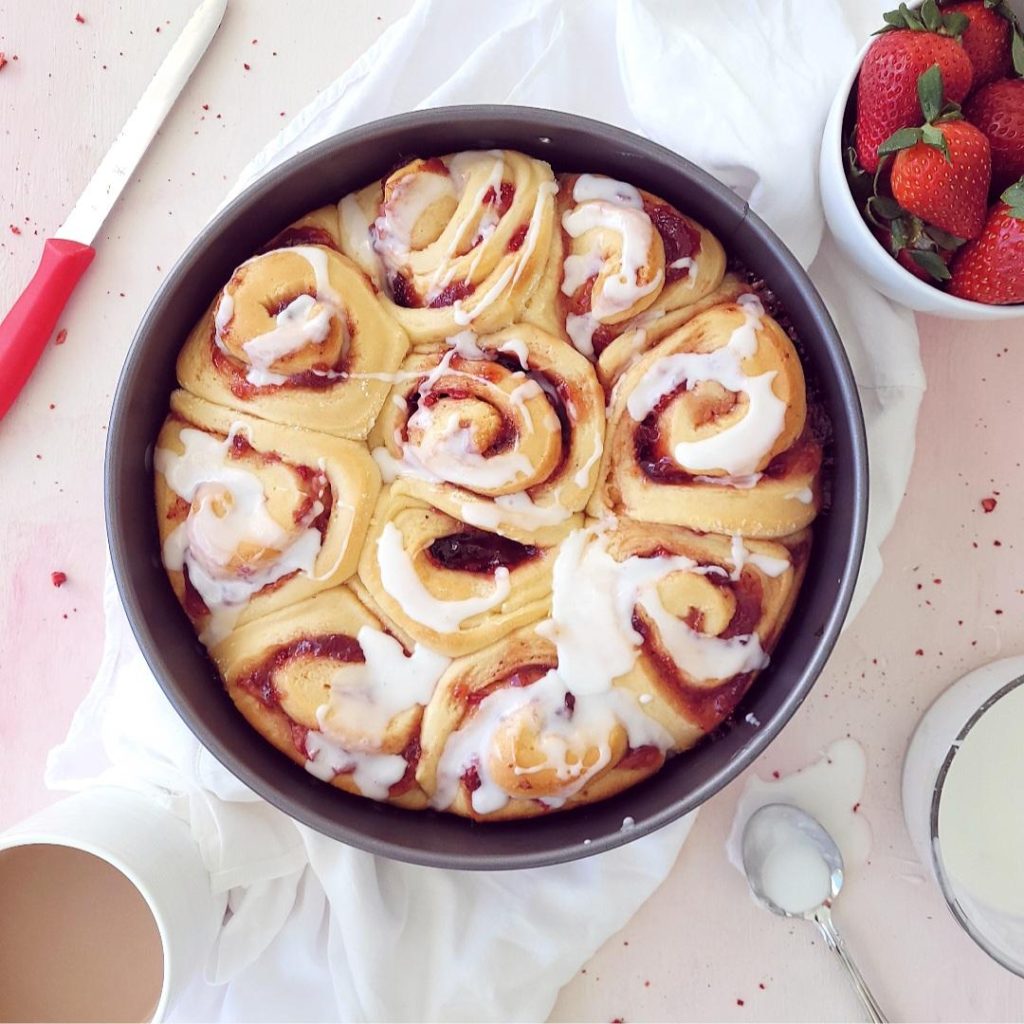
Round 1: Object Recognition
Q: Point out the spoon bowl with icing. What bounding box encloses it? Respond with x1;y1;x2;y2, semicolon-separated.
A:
742;803;887;1023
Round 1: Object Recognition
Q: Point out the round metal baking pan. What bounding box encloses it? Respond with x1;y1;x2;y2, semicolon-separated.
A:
106;106;868;869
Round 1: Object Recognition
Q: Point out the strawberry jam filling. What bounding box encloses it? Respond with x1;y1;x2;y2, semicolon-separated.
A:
426;530;539;574
631;573;765;731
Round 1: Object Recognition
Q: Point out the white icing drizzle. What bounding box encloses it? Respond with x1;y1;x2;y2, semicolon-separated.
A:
317;626;450;750
451;180;557;326
625;294;787;477
446;329;486;359
729;534;791;582
791;486;814;505
217;246;346;388
565;311;601;358
537;523;760;693
561;249;604;297
572;174;643;208
498;337;530;368
304;730;408;801
339;194;377;276
373;168;457;275
376;521;512;632
573;433;604;489
155;427;323;646
241;295;333;387
459;491;573;532
214;292;234;334
432;668;671;815
430;521;771;814
562;200;663;319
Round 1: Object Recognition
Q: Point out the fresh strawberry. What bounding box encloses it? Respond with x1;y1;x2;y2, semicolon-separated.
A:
880;65;992;237
965;78;1024;193
949;178;1024;302
941;1;1013;87
856;2;974;173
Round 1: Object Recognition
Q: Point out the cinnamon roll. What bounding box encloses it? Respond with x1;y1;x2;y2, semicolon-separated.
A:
155;149;828;823
177;216;410;439
369;323;605;545
355;482;556;657
416;625;669;821
592;295;821;538
214;585;447;808
417;519;804;820
548;173;727;359
154;390;379;645
338;151;558;346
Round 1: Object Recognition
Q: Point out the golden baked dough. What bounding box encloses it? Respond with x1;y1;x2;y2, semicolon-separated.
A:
177;223;409;440
368;323;605;545
416;626;664;821
355;482;557;657
592;298;820;537
539;174;728;359
154;152;825;822
154;390;379;644
338;151;557;346
214;585;430;809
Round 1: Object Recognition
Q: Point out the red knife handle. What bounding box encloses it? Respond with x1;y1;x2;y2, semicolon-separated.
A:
0;238;96;420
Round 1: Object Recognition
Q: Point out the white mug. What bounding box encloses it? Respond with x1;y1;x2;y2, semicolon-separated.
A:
0;786;223;1022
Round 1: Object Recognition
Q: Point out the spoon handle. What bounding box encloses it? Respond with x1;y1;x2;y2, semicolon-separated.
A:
814;908;887;1023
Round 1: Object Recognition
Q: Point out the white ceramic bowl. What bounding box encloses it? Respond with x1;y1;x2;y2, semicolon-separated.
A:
820;3;1024;321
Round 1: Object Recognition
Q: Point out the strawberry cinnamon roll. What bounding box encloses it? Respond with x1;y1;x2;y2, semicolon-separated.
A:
177;215;409;440
214;585;449;809
154;391;379;645
592;295;821;537
545;173;727;358
338;151;558;345
355;482;557;657
369;324;605;544
417;519;804;820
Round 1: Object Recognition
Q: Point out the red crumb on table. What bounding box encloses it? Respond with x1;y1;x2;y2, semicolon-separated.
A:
771;770;780;779
758;983;766;991
243;62;251;70
74;12;85;23
55;328;68;345
51;571;67;588
0;54;7;71
853;802;861;813
201;103;209;110
933;578;942;585
915;649;924;656
644;980;650;988
737;998;745;1007
995;609;1004;615
9;225;21;235
981;496;997;513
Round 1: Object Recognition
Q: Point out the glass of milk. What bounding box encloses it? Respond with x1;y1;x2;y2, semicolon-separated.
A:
902;656;1024;977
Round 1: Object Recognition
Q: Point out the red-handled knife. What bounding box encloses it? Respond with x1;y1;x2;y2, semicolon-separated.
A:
0;0;228;421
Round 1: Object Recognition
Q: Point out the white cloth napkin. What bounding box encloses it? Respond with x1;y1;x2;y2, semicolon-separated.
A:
46;1;925;1021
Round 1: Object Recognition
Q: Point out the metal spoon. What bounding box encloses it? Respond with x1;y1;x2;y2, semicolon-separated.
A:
741;803;887;1023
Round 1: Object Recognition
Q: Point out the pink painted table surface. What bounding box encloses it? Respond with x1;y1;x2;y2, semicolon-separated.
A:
1;3;1022;1020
